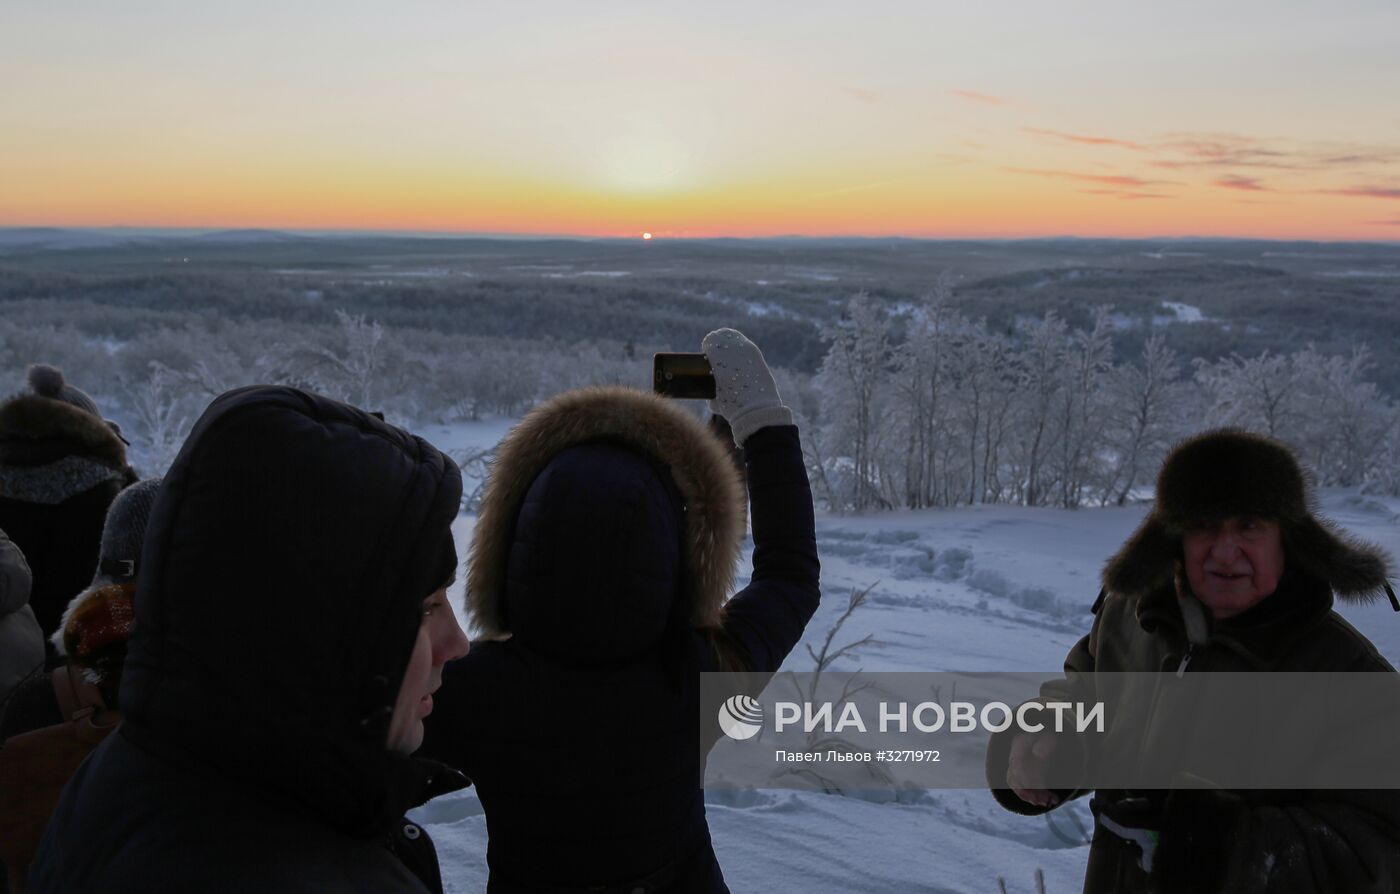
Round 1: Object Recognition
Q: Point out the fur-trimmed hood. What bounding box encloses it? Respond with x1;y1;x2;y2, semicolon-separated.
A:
51;580;136;666
468;387;745;644
0;393;128;470
1104;429;1394;605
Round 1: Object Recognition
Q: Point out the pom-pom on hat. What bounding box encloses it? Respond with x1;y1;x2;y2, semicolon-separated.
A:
26;364;102;419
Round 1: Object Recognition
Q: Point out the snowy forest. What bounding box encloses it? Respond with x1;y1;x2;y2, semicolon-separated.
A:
1;233;1398;504
803;290;1400;511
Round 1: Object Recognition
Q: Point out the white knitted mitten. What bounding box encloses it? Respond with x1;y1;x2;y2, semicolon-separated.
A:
701;328;793;445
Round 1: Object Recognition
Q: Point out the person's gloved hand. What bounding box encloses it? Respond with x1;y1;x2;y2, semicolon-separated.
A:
1092;796;1162;874
701;328;793;445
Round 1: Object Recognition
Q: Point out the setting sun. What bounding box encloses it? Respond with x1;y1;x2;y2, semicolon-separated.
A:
2;2;1398;239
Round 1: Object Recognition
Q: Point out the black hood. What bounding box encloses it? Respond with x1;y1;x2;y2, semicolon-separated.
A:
121;386;464;835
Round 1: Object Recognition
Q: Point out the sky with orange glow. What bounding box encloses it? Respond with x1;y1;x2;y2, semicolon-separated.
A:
3;1;1400;240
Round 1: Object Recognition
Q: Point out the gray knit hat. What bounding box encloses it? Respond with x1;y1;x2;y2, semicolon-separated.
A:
95;477;164;584
26;364;102;418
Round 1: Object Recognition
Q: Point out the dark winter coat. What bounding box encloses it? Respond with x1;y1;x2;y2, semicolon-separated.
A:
0;671;60;744
988;429;1400;893
28;385;469;894
0;530;42;704
987;570;1400;893
0;393;137;642
420;387;821;893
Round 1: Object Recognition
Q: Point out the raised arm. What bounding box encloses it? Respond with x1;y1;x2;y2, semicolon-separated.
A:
701;329;820;673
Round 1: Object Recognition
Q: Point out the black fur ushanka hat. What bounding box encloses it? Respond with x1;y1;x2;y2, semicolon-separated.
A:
1103;429;1395;606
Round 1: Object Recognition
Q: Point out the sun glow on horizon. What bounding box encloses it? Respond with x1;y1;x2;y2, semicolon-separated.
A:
3;2;1399;240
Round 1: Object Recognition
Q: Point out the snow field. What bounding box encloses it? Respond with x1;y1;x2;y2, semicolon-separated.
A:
418;418;1400;893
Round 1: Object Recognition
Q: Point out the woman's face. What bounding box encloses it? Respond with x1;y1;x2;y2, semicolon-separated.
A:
386;587;470;754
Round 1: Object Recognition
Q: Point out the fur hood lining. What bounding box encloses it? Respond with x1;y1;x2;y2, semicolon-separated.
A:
467;387;745;638
0;394;127;469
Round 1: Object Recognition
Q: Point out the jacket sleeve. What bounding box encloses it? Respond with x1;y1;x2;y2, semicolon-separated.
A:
0;529;33;615
711;425;820;674
986;613;1101;815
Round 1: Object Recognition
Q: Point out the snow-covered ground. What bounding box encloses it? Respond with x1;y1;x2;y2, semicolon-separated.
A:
415;418;1400;893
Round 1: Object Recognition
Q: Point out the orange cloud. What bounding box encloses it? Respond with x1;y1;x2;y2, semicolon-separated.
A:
1080;189;1170;200
1023;128;1145;151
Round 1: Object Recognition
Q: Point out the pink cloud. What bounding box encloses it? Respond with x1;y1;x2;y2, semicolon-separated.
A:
1152;134;1298;170
842;87;880;104
1150;133;1400;175
1006;167;1171;189
1023;128;1146;151
951;89;1009;107
1315;153;1398;167
1367;218;1400;225
1324;187;1400;200
1216;175;1269;192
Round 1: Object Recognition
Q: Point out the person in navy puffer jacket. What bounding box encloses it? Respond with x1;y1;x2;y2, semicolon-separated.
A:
420;328;821;892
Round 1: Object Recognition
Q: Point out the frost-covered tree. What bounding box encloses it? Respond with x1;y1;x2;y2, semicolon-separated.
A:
1015;313;1069;507
272;310;395;409
1102;334;1186;505
946;322;1015;506
124;362;199;475
1195;351;1299;438
1051;307;1115;508
818;293;894;512
894;280;958;509
1289;346;1393;487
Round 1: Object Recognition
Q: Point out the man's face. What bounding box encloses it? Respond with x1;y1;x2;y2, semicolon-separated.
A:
1182;516;1286;619
386;587;470;754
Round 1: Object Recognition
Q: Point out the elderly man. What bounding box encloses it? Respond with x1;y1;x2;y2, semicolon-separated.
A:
987;429;1400;893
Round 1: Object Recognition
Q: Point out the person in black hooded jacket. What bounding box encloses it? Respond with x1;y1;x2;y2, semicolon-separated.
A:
419;329;821;892
28;385;470;894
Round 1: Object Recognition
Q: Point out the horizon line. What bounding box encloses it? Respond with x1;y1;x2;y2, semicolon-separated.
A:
2;225;1399;247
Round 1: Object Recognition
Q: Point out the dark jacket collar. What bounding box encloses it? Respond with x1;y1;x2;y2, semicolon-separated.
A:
1135;567;1334;669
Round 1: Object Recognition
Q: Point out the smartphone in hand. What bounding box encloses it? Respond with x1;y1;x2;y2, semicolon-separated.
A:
653;353;716;399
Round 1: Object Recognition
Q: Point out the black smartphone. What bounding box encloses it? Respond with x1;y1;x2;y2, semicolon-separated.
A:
653;353;716;399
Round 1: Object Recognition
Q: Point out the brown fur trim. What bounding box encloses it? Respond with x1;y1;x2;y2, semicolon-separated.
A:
1287;517;1393;602
0;394;126;469
468;387;745;637
1102;516;1179;599
1103;430;1393;603
52;582;137;663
